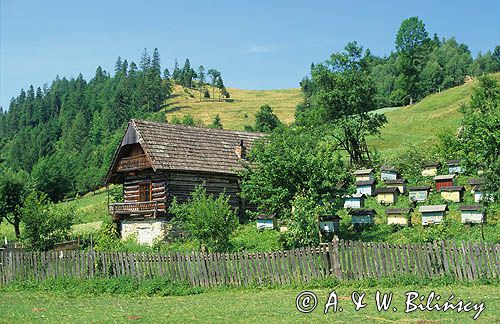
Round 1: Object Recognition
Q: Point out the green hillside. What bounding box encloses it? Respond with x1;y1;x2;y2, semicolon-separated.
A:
161;74;499;157
160;85;302;130
368;74;500;155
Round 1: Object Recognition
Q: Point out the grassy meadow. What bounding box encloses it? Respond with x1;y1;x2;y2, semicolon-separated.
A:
159;85;302;130
1;283;498;323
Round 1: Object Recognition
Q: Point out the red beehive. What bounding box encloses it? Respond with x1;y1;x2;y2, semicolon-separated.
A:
434;174;455;191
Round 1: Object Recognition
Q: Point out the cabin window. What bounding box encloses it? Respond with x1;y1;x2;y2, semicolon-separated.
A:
139;182;152;202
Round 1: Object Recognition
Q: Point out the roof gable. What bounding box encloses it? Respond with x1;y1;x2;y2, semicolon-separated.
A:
106;119;265;182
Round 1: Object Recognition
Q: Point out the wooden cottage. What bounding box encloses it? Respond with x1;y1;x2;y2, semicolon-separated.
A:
434;174;455;191
349;209;376;226
355;179;375;196
374;187;400;204
459;205;485;224
384;178;408;194
409;186;431;202
343;193;366;209
447;159;463;174
440;186;465;202
319;215;341;233
380;165;398;181
419;205;448;225
353;168;375;182
421;162;440;177
386;208;412;226
256;214;277;230
105;119;264;245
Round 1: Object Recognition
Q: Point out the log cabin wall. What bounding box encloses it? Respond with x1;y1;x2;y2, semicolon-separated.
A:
123;171;167;212
166;171;241;209
121;170;244;216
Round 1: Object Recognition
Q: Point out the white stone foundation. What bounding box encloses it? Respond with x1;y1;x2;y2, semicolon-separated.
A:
121;219;171;245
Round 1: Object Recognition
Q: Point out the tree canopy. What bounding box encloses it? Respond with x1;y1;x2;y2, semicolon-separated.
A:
296;42;387;164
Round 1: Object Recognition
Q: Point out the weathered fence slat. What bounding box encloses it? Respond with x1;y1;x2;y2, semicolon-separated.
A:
1;239;498;286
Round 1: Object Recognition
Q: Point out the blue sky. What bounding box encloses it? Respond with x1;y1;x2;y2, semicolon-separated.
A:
1;0;499;110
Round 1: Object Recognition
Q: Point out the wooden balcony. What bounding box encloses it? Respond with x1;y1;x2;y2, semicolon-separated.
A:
109;201;165;218
116;154;150;172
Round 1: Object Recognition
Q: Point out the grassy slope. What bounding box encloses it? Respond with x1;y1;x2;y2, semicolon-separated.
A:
160;85;301;130
368;81;470;156
163;74;500;158
1;285;498;323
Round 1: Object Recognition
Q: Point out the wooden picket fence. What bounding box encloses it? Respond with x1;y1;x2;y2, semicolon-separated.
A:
0;239;498;287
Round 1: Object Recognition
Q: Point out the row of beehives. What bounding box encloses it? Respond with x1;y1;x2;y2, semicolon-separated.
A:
351;162;485;205
255;203;485;233
338;204;485;228
255;160;486;232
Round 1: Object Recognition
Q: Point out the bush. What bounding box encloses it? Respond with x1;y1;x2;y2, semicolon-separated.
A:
240;126;351;217
21;192;74;251
93;218;122;251
108;185;123;203
230;223;282;252
169;185;238;252
282;193;320;249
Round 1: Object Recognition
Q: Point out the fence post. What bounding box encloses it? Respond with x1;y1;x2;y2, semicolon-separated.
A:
330;236;342;280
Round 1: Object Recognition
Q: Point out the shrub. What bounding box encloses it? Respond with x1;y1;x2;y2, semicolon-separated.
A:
21;192;74;251
169;185;238;252
230;223;282;252
240;126;351;217
93;218;122;251
108;185;123;203
282;193;320;248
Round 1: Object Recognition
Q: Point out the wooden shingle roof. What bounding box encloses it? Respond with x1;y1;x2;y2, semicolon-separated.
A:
106;119;265;181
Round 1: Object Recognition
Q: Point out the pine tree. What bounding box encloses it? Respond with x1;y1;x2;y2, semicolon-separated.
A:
163;68;171;80
139;48;151;71
209;114;223;129
172;59;181;82
207;69;220;100
216;76;225;101
152;48;161;74
114;56;123;75
182;59;194;88
197;65;205;101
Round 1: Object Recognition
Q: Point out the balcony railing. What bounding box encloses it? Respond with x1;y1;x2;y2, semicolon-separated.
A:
109;201;164;218
116;154;150;172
